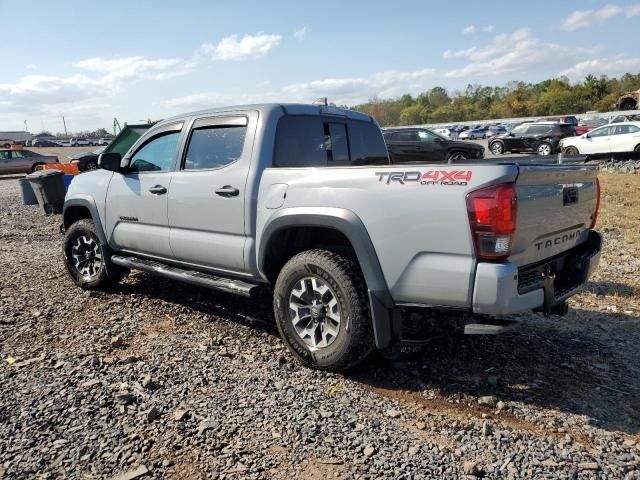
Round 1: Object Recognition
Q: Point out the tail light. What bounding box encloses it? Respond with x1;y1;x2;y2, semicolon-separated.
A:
466;183;517;260
590;177;600;229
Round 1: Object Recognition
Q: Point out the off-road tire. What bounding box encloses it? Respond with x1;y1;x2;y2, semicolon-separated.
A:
273;249;374;371
63;219;127;289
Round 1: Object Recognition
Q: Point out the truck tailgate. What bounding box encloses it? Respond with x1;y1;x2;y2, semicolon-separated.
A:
510;163;599;267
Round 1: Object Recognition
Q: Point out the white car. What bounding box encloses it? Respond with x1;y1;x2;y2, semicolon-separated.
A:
560;122;640;158
69;138;94;147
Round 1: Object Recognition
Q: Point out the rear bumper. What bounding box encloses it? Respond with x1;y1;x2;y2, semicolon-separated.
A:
472;230;602;316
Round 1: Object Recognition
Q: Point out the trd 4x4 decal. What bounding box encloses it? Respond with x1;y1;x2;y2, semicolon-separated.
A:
375;170;473;186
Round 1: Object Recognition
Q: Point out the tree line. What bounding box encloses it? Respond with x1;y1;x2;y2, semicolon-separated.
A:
350;73;640;126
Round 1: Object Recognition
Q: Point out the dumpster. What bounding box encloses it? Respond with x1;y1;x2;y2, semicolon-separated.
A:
27;170;66;215
19;178;38;205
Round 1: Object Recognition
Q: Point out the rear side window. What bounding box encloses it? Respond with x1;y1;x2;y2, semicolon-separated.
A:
274;115;389;167
391;131;420;142
184;126;246;170
528;125;551;135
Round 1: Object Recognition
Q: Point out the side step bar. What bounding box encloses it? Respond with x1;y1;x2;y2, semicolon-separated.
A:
111;255;262;298
464;318;519;335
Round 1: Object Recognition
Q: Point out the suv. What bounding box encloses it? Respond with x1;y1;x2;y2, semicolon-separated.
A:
97;137;113;146
489;122;576;156
62;104;601;371
383;127;484;162
69;138;93;147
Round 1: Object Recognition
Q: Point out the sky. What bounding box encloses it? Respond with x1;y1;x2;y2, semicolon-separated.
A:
1;0;639;133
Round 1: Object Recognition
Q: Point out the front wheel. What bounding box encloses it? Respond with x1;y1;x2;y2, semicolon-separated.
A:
63;219;127;289
634;144;640;152
490;141;504;155
537;142;552;156
564;146;579;155
273;249;374;371
84;160;98;171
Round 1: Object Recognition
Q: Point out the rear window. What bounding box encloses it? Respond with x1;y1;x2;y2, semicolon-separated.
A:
527;125;552;135
274;115;388;167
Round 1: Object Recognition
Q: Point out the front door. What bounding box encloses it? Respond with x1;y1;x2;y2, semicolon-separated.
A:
581;126;612;155
0;150;11;173
417;130;448;162
168;114;255;273
105;125;183;258
503;124;528;150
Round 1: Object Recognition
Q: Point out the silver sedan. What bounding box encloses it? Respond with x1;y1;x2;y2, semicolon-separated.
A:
0;149;59;174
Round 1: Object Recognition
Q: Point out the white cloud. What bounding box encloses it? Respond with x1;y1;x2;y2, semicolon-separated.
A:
443;29;593;78
558;56;640;79
563;3;628;30
443;47;477;59
626;4;640;16
293;26;309;40
199;33;282;61
482;25;494;32
26;63;37;70
462;25;476;34
73;56;191;83
164;68;438;111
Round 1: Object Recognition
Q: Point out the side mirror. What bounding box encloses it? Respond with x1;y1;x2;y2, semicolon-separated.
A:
98;152;122;172
584;134;590;139
434;137;443;143
508;132;515;136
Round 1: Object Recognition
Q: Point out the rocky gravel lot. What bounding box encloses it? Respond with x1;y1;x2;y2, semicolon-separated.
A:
1;172;639;479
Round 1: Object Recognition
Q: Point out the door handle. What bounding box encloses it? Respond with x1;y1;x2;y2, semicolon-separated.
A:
215;185;239;197
149;185;167;195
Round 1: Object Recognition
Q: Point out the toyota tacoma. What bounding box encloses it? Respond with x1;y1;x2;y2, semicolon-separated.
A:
62;103;602;371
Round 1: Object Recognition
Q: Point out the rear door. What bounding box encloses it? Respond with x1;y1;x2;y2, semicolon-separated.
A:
168;113;256;273
388;131;422;163
609;124;640;153
105;123;183;258
523;125;551;150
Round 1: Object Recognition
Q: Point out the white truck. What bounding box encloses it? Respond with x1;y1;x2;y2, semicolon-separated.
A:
61;104;602;370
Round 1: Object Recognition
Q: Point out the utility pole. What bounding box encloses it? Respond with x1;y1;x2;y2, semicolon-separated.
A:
24;120;28;132
62;116;68;139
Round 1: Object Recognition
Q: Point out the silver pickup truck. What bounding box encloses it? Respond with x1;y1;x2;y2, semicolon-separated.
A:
61;103;602;370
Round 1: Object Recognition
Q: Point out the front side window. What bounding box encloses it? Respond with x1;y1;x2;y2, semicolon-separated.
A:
589;126;612;138
511;125;528;135
184;126;246;170
418;130;440;143
129;131;180;173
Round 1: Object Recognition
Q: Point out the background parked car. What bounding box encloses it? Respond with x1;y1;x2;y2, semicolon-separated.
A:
0;149;58;174
32;139;63;147
561;122;640;158
69;138;94;147
459;128;488;140
383;128;484;162
488;122;575;156
68;147;105;172
97;137;113;146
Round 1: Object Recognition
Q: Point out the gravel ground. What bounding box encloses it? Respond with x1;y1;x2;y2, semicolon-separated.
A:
1;173;639;480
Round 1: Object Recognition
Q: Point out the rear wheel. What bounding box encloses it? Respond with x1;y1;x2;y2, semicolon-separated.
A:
634;144;640;152
273;249;374;371
84;160;98;171
469;135;476;140
490;141;504;155
63;219;127;289
537;142;552;156
447;151;469;162
30;162;44;173
564;146;579;155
